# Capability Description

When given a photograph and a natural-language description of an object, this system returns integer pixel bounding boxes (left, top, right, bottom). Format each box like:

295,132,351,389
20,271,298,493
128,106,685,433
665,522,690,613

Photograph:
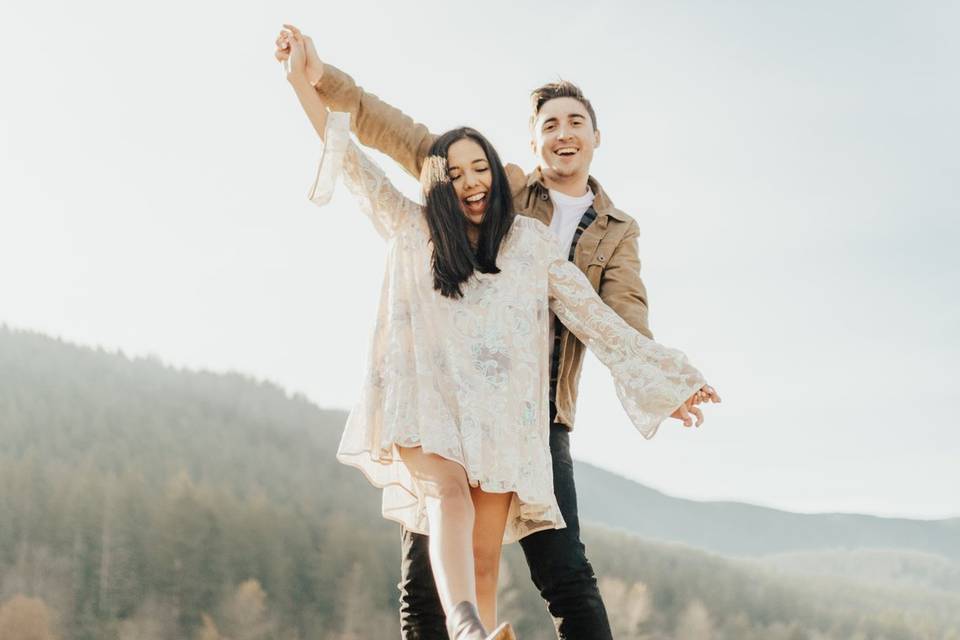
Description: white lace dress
309,113,706,544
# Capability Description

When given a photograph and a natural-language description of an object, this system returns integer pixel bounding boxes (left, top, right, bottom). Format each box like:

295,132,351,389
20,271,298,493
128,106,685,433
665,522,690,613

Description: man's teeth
465,193,486,203
556,148,578,156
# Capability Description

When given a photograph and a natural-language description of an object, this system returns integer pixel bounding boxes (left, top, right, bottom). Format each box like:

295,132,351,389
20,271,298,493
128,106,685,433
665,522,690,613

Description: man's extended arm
314,64,436,180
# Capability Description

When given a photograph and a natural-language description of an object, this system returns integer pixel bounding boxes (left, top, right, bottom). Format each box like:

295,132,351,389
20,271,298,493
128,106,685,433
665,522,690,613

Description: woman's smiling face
447,138,493,227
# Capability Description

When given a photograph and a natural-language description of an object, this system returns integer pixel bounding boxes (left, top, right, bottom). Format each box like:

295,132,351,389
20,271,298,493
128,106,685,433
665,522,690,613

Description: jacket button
540,193,549,201
598,255,606,262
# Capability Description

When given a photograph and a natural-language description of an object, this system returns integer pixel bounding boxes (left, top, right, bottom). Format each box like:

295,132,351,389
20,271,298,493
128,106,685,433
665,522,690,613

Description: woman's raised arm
284,29,329,141
281,28,420,239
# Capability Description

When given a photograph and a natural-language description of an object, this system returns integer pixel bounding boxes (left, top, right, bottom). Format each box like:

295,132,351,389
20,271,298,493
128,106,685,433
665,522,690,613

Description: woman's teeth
464,192,486,212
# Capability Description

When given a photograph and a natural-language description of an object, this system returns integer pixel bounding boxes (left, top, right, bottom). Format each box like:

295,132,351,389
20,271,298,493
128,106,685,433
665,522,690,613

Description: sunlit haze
1,0,957,519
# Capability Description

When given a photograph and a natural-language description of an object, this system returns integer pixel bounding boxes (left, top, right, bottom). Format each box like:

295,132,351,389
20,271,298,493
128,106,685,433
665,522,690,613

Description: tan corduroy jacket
316,65,653,430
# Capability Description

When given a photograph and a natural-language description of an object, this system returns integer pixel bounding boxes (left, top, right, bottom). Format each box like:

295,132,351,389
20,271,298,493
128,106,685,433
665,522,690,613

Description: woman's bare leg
471,488,514,630
398,446,477,615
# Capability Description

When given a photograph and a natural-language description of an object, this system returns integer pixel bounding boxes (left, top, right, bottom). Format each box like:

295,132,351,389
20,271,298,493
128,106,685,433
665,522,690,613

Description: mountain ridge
3,324,956,562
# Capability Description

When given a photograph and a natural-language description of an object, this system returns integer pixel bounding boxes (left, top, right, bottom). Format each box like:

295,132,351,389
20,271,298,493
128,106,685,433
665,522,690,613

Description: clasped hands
275,24,324,87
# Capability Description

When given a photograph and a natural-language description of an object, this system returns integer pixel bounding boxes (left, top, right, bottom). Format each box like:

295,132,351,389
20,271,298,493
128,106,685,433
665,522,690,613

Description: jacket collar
526,167,627,222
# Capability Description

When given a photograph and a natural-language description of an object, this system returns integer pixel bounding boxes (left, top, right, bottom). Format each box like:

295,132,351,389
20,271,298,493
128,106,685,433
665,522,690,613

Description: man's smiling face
532,96,601,185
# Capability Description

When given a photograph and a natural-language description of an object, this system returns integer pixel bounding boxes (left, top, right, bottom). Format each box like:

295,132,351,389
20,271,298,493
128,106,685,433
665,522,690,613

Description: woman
280,28,718,640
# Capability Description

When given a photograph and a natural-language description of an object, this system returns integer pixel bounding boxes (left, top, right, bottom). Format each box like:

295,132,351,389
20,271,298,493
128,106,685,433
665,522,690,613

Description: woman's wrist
287,72,312,89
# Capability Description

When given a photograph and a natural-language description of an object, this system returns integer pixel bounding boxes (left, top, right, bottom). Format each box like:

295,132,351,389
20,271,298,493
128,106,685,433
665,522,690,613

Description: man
276,26,713,639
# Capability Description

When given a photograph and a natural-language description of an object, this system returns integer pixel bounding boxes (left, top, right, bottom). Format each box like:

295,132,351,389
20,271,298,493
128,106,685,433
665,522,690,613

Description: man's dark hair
529,80,598,131
419,127,515,299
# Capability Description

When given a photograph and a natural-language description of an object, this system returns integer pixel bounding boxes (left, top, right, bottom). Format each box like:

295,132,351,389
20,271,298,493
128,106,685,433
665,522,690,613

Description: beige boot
486,621,516,640
447,601,487,640
446,601,517,640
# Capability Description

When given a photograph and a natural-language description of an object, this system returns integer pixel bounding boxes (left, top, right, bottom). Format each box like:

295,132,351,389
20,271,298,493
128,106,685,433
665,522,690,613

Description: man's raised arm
278,25,435,179
315,63,435,179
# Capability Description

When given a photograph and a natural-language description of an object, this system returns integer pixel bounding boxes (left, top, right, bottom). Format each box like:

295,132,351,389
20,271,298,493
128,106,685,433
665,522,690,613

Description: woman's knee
420,467,474,520
400,448,472,507
473,544,501,588
435,479,473,512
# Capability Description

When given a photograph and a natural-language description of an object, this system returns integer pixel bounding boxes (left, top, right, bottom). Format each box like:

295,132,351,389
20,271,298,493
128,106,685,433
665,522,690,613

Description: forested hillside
1,326,957,639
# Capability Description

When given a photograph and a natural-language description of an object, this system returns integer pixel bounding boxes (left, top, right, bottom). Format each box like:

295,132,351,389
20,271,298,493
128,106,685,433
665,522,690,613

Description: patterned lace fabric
310,113,706,544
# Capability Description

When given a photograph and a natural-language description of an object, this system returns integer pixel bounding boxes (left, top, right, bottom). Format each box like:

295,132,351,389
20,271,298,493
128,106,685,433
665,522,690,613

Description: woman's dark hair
419,127,515,299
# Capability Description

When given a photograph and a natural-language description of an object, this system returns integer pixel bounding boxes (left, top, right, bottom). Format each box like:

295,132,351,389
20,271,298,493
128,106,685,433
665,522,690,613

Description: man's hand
671,385,721,427
276,24,325,87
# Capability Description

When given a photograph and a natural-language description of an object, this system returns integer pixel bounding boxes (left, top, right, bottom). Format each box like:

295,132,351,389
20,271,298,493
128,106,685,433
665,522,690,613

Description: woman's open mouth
463,191,487,215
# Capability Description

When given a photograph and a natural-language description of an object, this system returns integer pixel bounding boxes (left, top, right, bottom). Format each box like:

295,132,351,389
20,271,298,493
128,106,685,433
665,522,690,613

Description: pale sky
1,1,957,519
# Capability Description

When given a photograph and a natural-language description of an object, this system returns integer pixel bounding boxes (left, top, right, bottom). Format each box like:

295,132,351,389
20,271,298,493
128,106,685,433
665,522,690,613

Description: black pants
398,422,613,639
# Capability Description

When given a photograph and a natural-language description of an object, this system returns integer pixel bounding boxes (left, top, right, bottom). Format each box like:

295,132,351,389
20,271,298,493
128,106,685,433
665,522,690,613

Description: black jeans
398,422,613,639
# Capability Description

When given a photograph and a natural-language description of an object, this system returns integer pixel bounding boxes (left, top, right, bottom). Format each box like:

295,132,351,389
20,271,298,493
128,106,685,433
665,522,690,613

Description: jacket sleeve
308,112,420,240
548,254,704,439
313,63,437,180
598,218,654,339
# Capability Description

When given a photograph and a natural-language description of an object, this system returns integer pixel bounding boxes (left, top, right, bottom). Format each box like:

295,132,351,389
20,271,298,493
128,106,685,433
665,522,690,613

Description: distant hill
1,325,957,640
753,548,960,593
573,461,960,561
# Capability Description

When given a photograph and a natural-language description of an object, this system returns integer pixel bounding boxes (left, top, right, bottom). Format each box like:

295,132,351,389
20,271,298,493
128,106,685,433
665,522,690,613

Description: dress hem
336,441,566,545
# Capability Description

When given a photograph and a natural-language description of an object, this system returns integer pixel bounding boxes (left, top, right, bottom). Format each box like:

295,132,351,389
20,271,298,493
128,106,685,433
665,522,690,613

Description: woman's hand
693,384,721,405
276,24,325,86
280,28,308,84
671,398,703,428
671,385,720,428
279,25,331,142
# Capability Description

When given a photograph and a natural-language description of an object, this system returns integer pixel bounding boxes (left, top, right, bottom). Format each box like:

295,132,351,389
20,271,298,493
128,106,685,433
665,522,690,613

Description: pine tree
675,599,713,640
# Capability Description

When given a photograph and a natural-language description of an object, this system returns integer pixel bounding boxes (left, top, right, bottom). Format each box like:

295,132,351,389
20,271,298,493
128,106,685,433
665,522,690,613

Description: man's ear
594,128,601,149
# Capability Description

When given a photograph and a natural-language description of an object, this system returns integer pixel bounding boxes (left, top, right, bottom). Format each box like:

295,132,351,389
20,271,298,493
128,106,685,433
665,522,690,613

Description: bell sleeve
548,256,707,439
307,111,420,240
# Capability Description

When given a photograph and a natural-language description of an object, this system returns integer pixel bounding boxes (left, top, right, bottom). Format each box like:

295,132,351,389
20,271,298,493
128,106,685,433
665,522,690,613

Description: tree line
1,326,957,639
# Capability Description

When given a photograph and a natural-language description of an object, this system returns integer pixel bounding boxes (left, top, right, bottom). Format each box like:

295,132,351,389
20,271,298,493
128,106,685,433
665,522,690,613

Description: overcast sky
1,0,957,519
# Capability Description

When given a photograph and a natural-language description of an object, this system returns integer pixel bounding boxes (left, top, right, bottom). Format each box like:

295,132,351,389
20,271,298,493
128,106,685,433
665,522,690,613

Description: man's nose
557,126,573,140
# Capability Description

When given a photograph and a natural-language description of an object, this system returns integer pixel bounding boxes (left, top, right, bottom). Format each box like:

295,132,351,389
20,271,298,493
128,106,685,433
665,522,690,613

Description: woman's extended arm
547,252,718,439
282,29,420,239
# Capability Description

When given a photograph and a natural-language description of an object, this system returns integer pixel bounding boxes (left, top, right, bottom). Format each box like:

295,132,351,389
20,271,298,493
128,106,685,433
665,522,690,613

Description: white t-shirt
548,188,596,256
547,188,596,353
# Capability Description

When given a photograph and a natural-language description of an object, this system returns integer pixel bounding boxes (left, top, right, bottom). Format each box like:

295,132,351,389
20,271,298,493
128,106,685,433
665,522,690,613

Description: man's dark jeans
398,422,613,639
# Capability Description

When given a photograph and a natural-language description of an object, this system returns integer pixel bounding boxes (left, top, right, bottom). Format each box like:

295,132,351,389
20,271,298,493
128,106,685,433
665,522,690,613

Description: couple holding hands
276,23,720,640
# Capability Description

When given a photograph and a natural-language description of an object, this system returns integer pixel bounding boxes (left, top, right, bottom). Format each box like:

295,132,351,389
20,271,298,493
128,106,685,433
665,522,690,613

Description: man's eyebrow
541,116,559,127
